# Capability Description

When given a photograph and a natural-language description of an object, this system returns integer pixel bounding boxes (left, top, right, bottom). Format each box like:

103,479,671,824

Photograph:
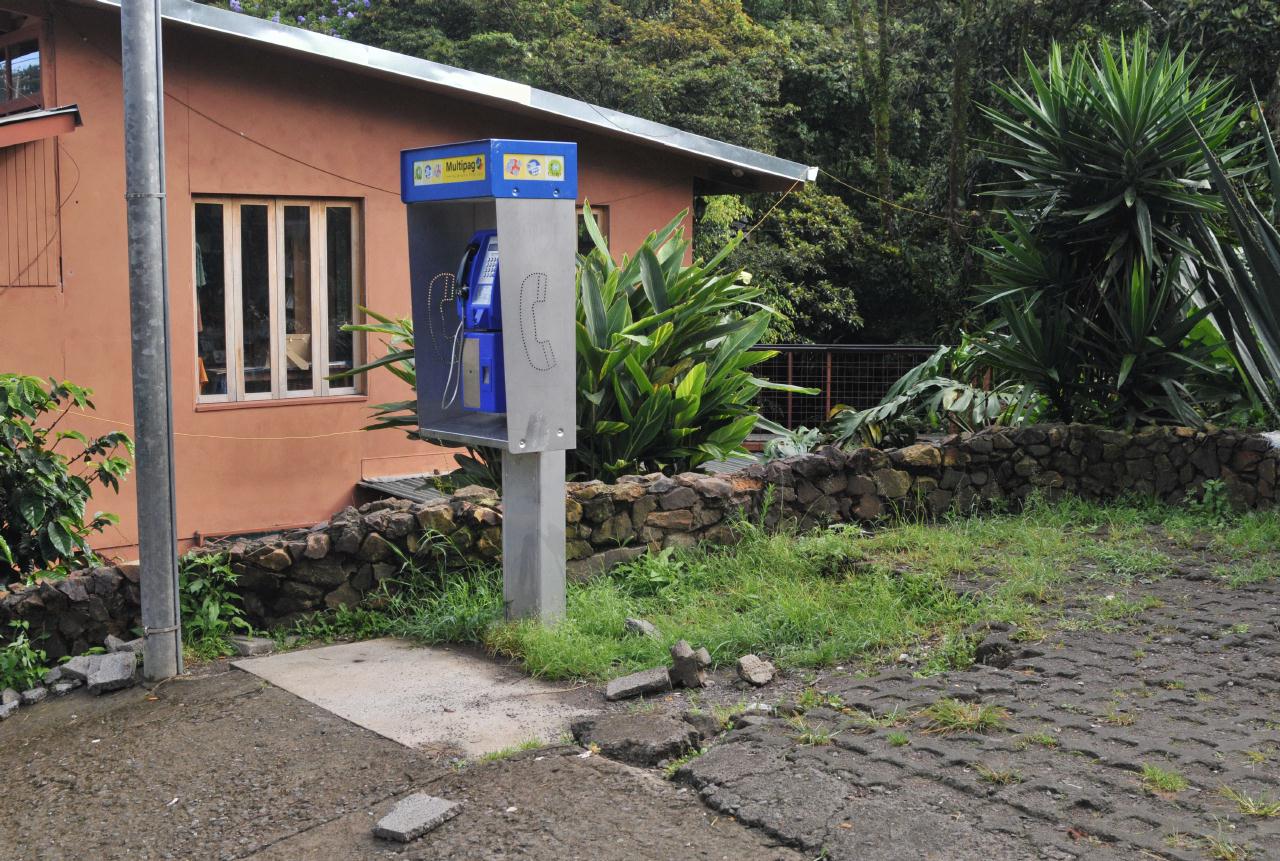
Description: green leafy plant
830,343,1031,447
1,375,133,584
760,422,823,460
179,552,252,659
0,620,48,691
332,308,502,489
575,206,814,479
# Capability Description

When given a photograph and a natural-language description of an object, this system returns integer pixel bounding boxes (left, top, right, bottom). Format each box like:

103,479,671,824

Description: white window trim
193,197,362,404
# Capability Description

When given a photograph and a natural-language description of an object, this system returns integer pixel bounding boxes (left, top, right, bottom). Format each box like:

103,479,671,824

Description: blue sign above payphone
400,139,579,203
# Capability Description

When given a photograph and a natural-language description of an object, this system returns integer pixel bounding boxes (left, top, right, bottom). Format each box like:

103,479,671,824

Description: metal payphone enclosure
401,140,577,454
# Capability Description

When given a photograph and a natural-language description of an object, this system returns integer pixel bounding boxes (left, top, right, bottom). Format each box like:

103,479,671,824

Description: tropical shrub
968,33,1250,427
576,207,811,479
339,210,809,482
1,375,132,585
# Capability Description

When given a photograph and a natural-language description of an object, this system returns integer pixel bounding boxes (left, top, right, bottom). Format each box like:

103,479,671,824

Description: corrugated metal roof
79,0,816,191
0,104,81,128
357,475,450,505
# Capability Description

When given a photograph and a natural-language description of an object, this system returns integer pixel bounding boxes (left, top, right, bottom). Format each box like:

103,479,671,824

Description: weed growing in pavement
796,687,845,711
919,698,1008,735
1218,560,1279,588
1141,763,1188,794
1202,829,1252,861
1098,705,1136,727
1219,786,1280,817
789,716,836,746
1079,542,1174,582
886,731,910,747
711,701,749,731
1016,732,1059,750
477,738,545,764
664,747,707,778
845,706,908,731
974,763,1021,785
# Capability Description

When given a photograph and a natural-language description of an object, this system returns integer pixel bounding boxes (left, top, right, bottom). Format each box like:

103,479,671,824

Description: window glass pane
9,41,40,105
326,207,354,380
194,204,227,397
283,205,312,391
577,206,608,256
240,204,272,394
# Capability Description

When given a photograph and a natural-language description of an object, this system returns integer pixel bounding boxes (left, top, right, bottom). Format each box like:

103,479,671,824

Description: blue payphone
456,230,504,412
401,139,578,420
401,139,579,621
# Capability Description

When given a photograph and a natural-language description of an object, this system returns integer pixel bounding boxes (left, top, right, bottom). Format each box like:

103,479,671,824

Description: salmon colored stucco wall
0,5,696,558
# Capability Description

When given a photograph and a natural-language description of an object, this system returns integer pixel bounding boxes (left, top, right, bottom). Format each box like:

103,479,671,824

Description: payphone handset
456,230,501,331
442,229,507,413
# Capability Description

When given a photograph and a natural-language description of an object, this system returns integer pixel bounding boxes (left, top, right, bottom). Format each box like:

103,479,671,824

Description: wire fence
755,344,941,429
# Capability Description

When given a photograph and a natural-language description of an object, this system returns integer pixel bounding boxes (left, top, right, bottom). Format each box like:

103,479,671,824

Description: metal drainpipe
121,0,182,679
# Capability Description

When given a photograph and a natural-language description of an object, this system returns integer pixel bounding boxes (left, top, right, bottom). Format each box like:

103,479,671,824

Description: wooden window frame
0,23,46,118
193,197,363,405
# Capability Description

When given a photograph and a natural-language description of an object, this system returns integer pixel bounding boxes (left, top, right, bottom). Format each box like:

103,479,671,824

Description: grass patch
487,521,1004,679
919,698,1008,735
886,731,910,747
263,497,1279,686
1141,763,1188,795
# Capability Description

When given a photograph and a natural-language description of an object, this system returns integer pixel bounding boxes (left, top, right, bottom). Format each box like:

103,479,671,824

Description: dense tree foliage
215,0,1280,344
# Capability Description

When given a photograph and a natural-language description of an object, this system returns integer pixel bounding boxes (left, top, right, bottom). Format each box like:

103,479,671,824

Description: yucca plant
1191,103,1280,422
968,32,1250,425
576,206,813,479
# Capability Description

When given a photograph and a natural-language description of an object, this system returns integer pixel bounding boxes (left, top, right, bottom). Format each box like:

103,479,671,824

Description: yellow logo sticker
503,154,565,181
412,155,486,186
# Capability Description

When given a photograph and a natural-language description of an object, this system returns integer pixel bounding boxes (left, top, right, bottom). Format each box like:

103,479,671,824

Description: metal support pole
501,450,566,622
121,0,182,679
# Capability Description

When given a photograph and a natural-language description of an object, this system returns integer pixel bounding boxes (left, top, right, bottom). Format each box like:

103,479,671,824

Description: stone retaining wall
4,423,1276,652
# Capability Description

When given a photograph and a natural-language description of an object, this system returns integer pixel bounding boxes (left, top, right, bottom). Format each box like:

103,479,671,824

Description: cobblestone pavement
679,571,1280,860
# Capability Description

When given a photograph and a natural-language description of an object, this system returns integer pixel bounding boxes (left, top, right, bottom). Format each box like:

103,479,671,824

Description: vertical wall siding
0,136,60,287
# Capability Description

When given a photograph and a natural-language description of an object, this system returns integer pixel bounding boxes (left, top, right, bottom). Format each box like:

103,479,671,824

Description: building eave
75,0,815,192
